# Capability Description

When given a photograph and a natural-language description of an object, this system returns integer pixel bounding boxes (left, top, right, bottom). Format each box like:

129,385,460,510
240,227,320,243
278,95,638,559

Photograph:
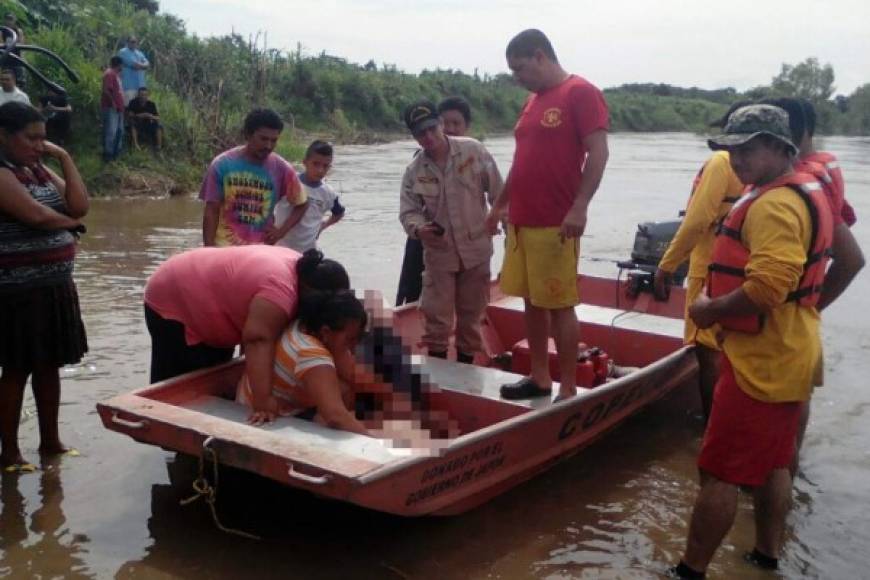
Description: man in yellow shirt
655,103,746,420
670,105,833,579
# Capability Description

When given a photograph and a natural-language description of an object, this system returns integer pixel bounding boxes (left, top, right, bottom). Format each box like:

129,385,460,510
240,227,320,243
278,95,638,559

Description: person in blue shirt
117,36,149,105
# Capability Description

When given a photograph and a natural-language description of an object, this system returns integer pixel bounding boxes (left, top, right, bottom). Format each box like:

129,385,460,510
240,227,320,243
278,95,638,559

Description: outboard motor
617,219,688,297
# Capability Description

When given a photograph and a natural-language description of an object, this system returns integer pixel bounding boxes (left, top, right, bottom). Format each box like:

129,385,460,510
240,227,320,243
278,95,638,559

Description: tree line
3,0,869,191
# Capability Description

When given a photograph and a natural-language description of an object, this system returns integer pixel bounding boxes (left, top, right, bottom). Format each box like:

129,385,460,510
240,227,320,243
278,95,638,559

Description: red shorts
698,357,801,486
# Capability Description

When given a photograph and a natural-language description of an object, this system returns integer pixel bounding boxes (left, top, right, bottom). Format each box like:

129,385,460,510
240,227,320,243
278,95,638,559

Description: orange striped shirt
236,321,333,414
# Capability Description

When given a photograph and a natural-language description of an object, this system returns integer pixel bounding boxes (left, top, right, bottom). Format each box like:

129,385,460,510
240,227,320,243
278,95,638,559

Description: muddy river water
2,134,869,579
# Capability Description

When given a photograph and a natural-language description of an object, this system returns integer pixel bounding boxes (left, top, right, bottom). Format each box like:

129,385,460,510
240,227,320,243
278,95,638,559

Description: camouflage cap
707,104,798,154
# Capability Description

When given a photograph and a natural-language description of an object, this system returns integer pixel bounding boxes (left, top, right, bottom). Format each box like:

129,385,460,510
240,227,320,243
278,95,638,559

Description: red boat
97,274,697,516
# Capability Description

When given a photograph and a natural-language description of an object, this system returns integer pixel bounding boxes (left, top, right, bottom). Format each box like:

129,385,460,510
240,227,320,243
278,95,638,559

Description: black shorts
144,304,234,383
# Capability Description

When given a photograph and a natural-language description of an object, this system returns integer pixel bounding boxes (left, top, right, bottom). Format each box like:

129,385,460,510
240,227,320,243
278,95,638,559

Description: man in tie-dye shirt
200,108,305,246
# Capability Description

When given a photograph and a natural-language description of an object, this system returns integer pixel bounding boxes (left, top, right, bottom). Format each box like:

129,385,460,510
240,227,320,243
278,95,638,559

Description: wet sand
1,134,868,579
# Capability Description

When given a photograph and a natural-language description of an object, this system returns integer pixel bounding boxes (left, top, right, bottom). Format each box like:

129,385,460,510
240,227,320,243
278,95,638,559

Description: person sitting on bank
236,289,372,435
126,87,162,152
37,92,72,146
267,140,345,252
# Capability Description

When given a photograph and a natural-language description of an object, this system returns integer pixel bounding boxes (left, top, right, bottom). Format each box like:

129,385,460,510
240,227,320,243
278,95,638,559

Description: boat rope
179,436,261,541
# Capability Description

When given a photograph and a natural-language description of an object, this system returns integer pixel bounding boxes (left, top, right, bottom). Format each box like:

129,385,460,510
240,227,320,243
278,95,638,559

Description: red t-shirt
799,151,856,227
508,75,609,227
100,68,124,112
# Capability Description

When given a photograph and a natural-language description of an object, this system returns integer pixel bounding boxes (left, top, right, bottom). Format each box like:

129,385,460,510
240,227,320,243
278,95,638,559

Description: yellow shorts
499,225,579,309
685,277,720,350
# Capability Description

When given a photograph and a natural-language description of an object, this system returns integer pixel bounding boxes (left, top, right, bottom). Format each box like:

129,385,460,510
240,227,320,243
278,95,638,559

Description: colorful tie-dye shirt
199,146,304,246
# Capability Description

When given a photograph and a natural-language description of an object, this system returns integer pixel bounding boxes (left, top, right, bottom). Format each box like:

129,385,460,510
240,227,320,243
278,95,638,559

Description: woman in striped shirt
237,290,371,434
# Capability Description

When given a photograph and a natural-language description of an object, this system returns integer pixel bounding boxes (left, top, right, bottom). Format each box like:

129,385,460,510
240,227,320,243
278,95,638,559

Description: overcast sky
160,0,870,95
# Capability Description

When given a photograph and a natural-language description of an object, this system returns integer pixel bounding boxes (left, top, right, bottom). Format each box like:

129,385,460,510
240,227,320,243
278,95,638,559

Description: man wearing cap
399,99,503,363
670,104,834,579
486,29,609,402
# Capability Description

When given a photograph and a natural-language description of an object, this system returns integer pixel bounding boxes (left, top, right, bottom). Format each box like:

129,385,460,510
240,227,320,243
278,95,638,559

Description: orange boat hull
97,274,698,516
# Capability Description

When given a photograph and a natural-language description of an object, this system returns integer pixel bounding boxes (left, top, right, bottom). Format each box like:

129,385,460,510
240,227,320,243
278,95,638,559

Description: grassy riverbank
5,0,870,195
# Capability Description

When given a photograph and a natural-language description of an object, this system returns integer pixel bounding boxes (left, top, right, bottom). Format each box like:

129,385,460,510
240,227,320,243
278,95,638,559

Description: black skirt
0,277,88,369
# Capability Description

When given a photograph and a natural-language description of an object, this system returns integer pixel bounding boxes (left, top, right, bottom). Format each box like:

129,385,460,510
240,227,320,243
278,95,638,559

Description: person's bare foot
1,452,28,468
38,441,69,456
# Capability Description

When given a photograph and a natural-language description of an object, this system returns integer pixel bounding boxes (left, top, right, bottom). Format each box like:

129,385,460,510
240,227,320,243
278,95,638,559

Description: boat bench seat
489,296,684,339
416,356,552,411
183,395,410,465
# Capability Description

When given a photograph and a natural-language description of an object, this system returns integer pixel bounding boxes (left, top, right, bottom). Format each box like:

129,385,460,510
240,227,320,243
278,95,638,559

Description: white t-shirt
0,87,30,106
274,178,342,253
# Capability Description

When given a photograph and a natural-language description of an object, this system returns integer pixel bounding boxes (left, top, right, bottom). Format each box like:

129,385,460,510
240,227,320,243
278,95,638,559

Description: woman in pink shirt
143,247,349,423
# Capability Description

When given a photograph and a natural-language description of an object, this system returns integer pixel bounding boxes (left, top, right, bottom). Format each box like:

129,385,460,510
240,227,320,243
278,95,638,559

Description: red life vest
707,172,834,333
803,151,843,196
798,152,857,227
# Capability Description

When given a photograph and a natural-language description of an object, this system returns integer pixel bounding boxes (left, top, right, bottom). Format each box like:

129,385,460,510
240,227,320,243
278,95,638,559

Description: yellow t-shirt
659,151,744,279
721,185,821,403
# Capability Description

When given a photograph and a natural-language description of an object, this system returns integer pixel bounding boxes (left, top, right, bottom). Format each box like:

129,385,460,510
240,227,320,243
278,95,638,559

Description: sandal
3,462,38,474
552,392,576,404
500,377,552,400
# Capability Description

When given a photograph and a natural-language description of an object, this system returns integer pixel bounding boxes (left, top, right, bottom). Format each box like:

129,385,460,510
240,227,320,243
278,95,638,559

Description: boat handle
110,412,149,430
287,463,331,486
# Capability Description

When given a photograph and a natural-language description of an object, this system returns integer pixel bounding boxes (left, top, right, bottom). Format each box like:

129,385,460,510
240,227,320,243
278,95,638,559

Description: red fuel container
510,339,594,387
588,347,610,386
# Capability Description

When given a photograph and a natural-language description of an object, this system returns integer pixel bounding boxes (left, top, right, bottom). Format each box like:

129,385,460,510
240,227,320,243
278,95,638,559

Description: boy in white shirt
267,140,345,252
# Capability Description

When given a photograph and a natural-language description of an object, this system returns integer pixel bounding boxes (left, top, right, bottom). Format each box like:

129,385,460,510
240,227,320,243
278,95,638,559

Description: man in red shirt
487,29,609,401
100,56,125,162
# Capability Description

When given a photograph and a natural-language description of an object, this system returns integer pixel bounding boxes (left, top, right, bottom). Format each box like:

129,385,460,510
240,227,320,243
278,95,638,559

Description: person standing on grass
117,35,149,106
100,56,124,162
0,68,29,106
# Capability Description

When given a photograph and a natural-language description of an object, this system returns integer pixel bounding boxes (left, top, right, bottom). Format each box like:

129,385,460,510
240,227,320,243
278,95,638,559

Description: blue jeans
102,109,124,161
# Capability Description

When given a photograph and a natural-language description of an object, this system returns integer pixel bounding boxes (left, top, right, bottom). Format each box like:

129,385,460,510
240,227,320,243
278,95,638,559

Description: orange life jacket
707,172,834,333
802,151,843,196
797,154,857,227
795,158,839,211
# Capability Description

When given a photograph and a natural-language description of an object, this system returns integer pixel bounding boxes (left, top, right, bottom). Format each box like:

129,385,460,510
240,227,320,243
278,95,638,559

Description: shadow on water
112,389,728,580
0,459,92,579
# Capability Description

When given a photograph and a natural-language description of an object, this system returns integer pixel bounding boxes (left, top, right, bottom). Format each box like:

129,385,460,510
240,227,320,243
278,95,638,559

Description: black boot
428,350,447,359
456,352,474,364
